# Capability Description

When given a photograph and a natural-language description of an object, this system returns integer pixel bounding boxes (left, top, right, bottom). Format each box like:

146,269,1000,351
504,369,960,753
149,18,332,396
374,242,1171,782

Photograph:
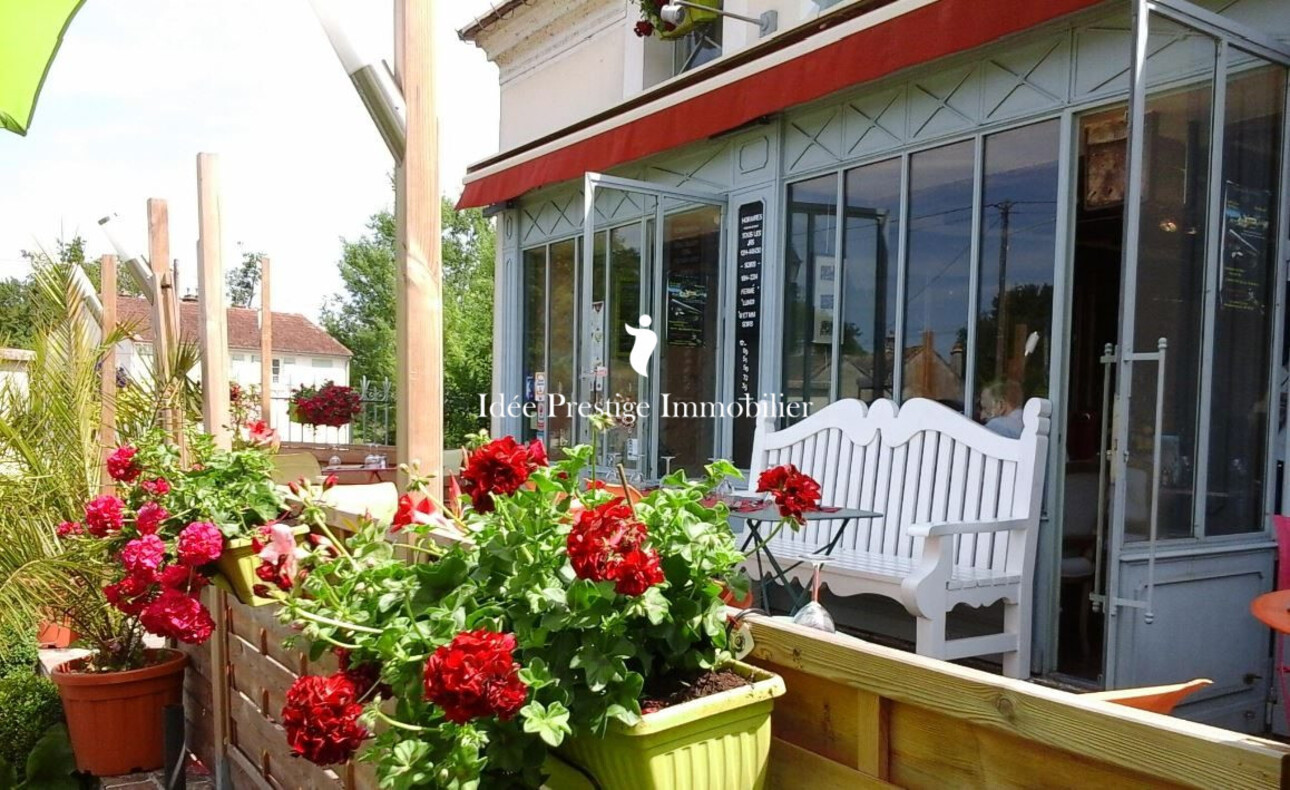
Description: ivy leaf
520,701,572,747
634,586,670,625
517,657,553,690
570,645,619,691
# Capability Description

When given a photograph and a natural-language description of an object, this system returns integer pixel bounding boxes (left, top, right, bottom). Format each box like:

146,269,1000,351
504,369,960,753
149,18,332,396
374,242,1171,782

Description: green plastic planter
658,0,721,40
213,525,310,607
554,661,784,790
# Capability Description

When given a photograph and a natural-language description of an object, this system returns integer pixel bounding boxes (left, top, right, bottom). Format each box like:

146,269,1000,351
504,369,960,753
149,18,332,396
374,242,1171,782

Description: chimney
181,291,198,303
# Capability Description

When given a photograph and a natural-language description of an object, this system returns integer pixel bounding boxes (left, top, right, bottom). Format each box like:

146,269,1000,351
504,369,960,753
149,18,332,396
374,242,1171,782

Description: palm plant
0,260,194,648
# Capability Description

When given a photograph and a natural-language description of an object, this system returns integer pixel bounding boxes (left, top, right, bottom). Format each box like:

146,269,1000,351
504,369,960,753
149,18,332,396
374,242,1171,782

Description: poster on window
1220,181,1270,314
813,256,836,344
666,274,707,347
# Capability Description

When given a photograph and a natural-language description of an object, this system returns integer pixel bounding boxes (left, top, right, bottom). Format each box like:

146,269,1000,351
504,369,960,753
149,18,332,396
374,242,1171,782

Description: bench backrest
747,398,1051,577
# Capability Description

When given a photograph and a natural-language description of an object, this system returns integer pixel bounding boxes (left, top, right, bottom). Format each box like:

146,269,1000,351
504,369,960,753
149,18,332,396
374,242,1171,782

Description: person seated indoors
980,380,1025,439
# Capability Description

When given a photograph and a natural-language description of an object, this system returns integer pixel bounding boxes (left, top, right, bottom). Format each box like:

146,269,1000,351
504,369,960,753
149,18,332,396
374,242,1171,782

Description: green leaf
520,701,571,747
21,724,77,790
634,586,670,626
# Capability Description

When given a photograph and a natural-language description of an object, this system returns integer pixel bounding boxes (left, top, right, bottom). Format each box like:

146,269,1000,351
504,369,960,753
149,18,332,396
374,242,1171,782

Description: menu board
733,201,765,464
1220,181,1270,314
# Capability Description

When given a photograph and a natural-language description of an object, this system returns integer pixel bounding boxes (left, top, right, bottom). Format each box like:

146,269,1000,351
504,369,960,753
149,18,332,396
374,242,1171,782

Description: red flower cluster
566,499,665,596
281,673,370,765
423,630,528,725
139,589,214,644
756,464,823,524
135,502,169,535
106,446,141,483
56,520,83,537
289,382,362,428
460,437,547,513
120,535,166,577
176,521,224,567
84,494,124,537
634,19,654,36
140,477,171,497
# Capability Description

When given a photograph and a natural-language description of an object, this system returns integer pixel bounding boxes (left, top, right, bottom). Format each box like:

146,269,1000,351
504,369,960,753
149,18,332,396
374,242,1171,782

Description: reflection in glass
783,174,839,416
841,158,902,402
606,224,645,471
904,140,976,410
1205,60,1285,536
975,120,1060,429
520,248,547,443
1124,16,1214,541
658,206,722,475
547,240,578,451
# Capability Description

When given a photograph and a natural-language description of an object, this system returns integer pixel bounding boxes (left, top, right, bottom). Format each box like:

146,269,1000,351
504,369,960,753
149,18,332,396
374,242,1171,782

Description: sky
0,0,500,319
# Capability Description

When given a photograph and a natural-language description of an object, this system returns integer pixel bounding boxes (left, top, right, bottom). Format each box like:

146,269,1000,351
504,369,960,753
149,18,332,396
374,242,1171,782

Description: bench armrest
908,518,1030,537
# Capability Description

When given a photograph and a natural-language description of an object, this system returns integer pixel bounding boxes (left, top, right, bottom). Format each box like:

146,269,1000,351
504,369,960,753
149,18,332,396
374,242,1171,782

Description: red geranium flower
119,535,166,579
756,464,823,525
56,521,83,538
140,589,215,644
634,19,655,37
104,573,153,616
177,521,224,567
460,437,548,513
135,502,169,535
106,446,141,483
566,499,663,595
84,494,125,537
281,673,370,765
423,630,528,724
159,564,209,594
391,493,452,533
140,477,171,497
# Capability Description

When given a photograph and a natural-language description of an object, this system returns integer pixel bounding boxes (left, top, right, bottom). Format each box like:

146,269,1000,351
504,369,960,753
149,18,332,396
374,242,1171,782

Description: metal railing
271,377,393,447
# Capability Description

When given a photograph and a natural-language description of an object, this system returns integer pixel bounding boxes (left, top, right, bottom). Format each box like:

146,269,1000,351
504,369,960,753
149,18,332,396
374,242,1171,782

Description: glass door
1099,0,1289,729
581,174,727,481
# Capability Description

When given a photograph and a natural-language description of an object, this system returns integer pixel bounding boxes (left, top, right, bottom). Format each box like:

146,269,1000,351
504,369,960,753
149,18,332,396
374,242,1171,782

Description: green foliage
279,442,744,787
227,251,264,309
321,199,495,447
0,675,65,782
0,723,80,790
0,625,37,680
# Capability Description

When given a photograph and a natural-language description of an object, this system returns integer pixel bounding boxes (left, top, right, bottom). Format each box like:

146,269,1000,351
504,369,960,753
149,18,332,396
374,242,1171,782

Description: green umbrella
0,0,87,135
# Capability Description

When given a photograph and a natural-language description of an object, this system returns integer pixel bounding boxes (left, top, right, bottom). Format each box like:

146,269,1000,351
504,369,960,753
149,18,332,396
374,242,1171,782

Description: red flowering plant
744,463,825,553
56,429,286,671
288,380,362,428
271,429,748,787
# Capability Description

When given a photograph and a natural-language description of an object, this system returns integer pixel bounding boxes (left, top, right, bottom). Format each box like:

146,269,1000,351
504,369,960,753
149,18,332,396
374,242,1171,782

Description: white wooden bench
743,397,1051,678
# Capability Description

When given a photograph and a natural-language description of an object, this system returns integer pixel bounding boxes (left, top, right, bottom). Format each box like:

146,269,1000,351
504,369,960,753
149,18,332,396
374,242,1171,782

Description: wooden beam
745,616,1289,789
196,153,232,450
259,256,273,426
394,0,443,490
147,198,184,449
99,255,117,491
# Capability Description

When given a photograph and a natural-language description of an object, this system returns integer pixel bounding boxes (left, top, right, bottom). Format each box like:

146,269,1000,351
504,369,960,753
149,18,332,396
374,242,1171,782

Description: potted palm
268,427,784,789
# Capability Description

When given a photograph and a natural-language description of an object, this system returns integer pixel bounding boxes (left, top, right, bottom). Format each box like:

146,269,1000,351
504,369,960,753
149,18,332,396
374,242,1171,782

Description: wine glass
792,560,835,633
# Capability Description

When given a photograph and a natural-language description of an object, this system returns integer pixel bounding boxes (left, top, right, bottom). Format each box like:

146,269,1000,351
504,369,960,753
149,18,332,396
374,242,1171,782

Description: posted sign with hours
733,201,764,461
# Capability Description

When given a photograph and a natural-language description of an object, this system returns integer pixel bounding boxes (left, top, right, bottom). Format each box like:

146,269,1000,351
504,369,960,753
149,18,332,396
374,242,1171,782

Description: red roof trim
458,0,1102,209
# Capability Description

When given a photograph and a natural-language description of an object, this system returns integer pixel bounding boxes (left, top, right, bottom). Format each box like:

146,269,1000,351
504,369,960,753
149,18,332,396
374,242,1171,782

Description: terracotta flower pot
52,648,188,776
37,620,78,649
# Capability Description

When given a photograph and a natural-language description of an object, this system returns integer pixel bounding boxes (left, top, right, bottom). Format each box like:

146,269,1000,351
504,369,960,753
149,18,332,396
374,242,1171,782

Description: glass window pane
659,206,722,476
841,157,902,402
975,120,1060,434
783,174,839,417
606,224,644,469
1124,16,1214,541
521,247,547,443
904,140,975,410
547,240,578,451
1205,59,1285,536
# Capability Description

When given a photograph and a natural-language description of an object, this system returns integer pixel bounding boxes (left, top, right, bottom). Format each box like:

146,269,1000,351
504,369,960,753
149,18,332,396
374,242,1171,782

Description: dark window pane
904,140,975,410
1206,60,1285,536
783,174,839,417
547,240,578,451
975,120,1060,433
841,157,902,402
521,247,547,443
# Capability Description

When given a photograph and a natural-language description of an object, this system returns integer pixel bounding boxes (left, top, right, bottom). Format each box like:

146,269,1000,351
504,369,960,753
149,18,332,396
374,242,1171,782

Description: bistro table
1251,590,1290,634
322,464,399,485
726,498,882,614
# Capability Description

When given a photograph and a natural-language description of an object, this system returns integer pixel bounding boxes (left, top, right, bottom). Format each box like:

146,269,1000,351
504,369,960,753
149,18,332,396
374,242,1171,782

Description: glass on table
792,560,835,633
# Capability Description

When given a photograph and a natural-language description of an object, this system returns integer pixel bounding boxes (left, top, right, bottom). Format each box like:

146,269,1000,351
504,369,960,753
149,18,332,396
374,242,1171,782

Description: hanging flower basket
633,0,721,41
289,381,362,428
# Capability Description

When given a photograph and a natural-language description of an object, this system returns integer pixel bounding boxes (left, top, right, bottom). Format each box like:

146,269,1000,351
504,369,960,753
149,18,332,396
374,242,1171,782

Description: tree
0,277,34,350
227,251,263,308
321,199,495,447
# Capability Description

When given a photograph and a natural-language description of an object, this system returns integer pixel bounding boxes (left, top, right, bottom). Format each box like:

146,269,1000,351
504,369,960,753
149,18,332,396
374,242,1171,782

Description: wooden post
394,0,443,490
196,153,232,450
99,255,117,490
259,256,273,425
147,198,184,449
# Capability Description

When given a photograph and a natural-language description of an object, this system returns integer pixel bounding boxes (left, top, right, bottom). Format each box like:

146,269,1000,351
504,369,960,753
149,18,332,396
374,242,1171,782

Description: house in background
0,348,34,394
459,0,1290,732
115,296,353,442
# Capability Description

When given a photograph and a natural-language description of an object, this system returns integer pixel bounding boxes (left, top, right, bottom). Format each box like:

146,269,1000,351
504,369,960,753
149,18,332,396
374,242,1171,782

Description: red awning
458,0,1102,209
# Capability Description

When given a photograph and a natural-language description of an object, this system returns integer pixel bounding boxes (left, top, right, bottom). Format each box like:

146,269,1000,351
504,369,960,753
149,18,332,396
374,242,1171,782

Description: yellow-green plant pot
213,525,310,607
658,0,721,40
554,660,784,790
